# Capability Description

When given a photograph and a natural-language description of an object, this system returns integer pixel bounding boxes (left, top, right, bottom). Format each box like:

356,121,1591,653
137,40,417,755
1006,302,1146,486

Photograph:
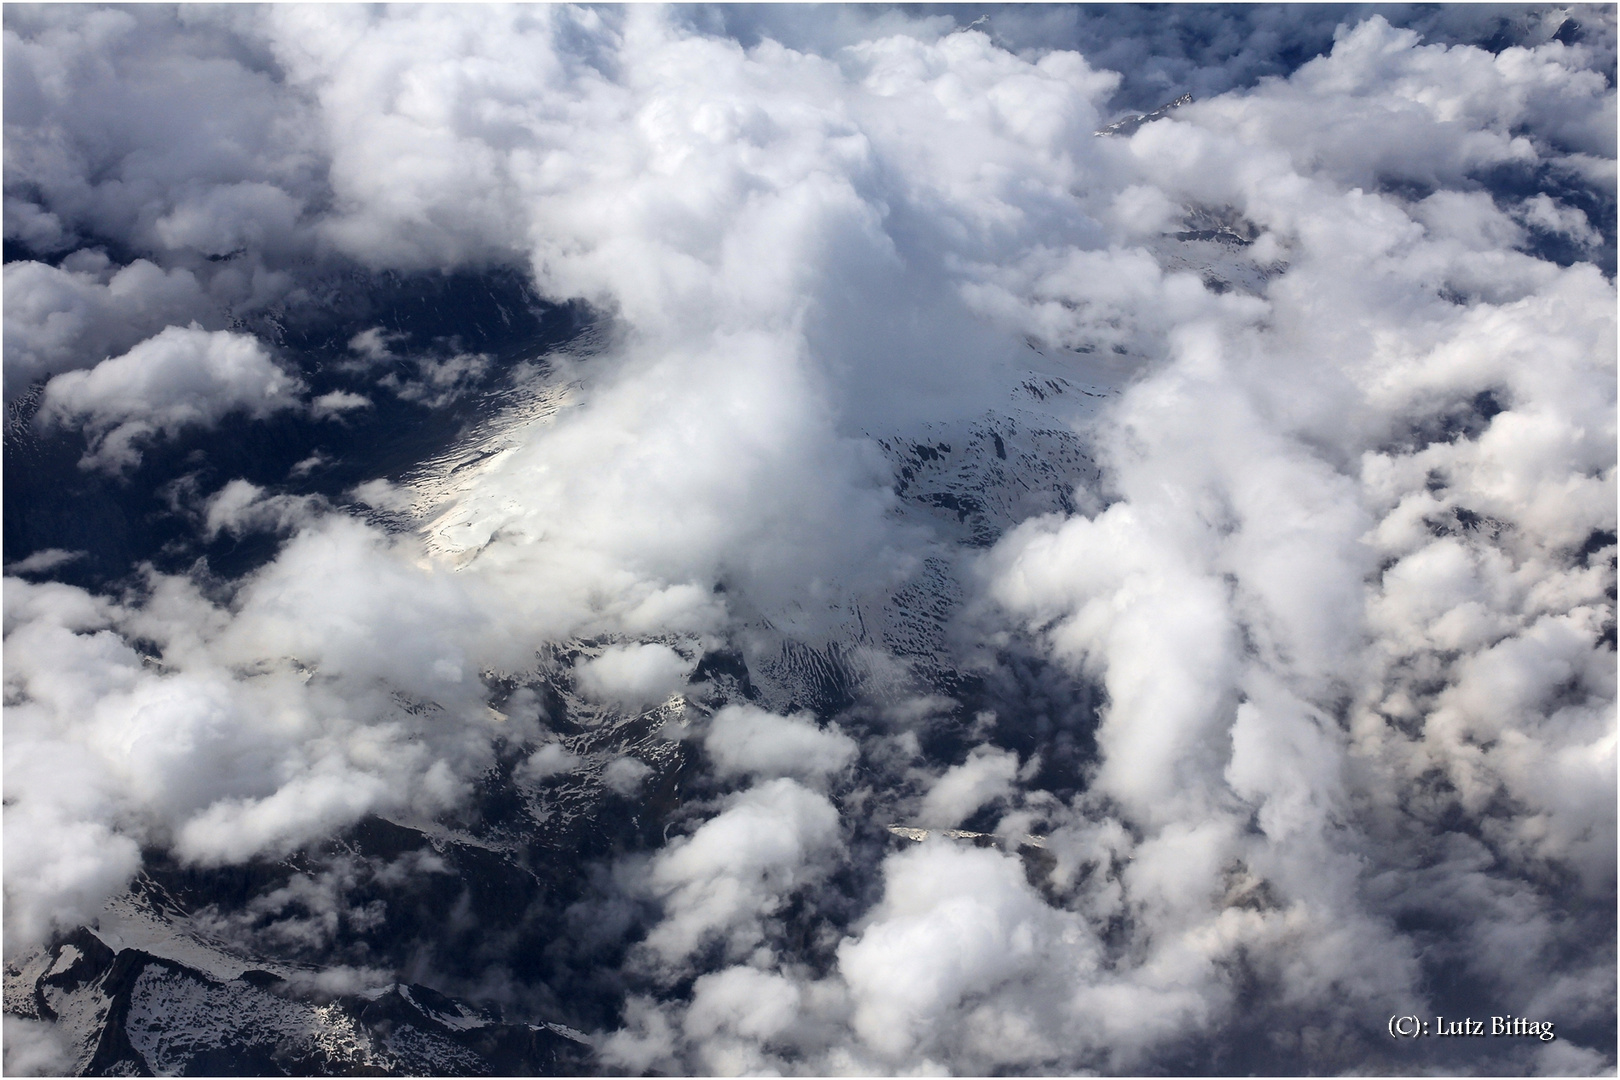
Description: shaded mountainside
6,928,589,1076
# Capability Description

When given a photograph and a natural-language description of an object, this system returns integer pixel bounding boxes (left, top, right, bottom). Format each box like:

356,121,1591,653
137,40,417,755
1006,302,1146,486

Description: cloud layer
4,5,1614,1075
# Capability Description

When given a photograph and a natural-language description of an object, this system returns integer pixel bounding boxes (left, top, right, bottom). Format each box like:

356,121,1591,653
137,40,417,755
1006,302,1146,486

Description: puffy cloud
2,1016,74,1077
3,5,322,260
574,644,693,711
916,744,1018,828
38,325,304,473
2,7,326,404
682,965,803,1047
1,5,1612,1074
967,15,1614,1073
703,703,857,784
603,756,653,797
3,255,213,392
1516,191,1603,247
175,767,396,867
518,742,580,782
2,510,518,946
203,479,320,540
310,390,371,419
837,841,1095,1068
639,778,842,973
1180,15,1614,193
2,803,141,956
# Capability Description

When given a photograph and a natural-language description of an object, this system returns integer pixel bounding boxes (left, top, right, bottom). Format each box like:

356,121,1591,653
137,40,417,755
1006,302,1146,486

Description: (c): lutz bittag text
1388,1015,1555,1041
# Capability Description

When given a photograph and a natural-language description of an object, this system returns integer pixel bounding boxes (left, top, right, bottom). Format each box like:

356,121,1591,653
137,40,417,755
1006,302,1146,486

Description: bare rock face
1093,92,1194,137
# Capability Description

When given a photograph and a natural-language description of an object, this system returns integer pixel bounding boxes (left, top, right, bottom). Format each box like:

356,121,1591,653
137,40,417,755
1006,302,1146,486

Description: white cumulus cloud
38,325,304,473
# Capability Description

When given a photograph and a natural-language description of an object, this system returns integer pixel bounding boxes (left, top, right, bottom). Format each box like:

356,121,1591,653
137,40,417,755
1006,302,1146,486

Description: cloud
1,5,1612,1073
639,778,842,974
916,744,1018,828
1516,191,1603,247
38,325,304,473
203,479,320,540
3,6,321,264
2,6,328,405
518,742,580,783
3,255,214,393
310,390,372,419
2,803,142,958
3,549,84,576
382,353,491,408
348,478,417,514
603,756,653,797
2,1016,75,1077
574,644,693,711
175,767,397,867
702,704,857,784
836,840,1096,1068
2,510,521,946
963,16,1613,1072
681,965,803,1047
